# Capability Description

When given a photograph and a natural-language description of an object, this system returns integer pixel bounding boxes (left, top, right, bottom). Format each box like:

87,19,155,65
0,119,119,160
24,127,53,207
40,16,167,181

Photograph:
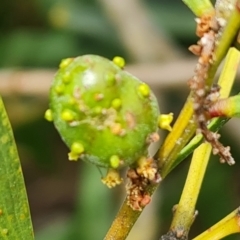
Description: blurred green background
0,0,240,239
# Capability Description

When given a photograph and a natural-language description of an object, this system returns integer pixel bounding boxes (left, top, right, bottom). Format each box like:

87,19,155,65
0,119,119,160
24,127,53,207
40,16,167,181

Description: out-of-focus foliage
1,0,239,240
0,0,196,68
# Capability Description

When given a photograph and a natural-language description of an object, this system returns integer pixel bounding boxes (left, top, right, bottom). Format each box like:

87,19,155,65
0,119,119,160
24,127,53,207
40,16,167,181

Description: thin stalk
193,207,240,240
163,46,239,239
171,117,228,170
158,45,240,177
172,47,240,169
182,0,214,16
157,94,196,178
207,0,240,86
169,143,212,238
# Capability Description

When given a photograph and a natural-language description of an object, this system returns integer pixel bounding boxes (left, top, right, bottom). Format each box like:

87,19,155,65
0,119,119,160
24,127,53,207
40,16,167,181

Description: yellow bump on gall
92,106,102,115
0,209,3,215
55,85,65,95
71,142,84,154
110,155,120,169
62,71,71,84
101,169,123,188
138,84,150,97
113,56,125,68
61,109,74,122
158,113,174,131
68,142,84,161
59,58,73,69
111,98,122,110
44,109,53,122
105,72,116,86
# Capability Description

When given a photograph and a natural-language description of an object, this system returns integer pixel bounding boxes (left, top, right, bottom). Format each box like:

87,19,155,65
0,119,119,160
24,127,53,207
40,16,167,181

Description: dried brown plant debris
188,12,235,165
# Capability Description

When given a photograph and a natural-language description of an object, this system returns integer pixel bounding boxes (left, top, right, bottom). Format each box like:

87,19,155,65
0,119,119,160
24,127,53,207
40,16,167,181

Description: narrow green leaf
0,97,34,240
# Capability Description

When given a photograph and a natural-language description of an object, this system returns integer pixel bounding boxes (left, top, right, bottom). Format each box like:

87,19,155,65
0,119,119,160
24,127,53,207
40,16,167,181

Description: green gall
62,72,71,84
49,55,160,171
111,98,122,109
44,109,53,122
138,84,150,97
59,58,73,69
71,142,84,154
105,72,116,86
61,110,74,122
113,56,125,68
110,155,121,169
55,85,65,95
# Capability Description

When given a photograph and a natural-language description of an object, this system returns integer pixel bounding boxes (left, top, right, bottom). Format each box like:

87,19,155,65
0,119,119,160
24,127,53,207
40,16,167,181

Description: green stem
182,0,214,16
171,117,229,171
206,0,240,86
169,143,212,238
162,46,239,239
193,207,240,240
172,46,240,169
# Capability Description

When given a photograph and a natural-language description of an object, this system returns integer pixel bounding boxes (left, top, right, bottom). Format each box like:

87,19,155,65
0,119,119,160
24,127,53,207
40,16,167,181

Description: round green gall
55,84,65,95
111,98,122,110
71,142,84,154
138,83,150,97
61,109,74,122
113,56,125,68
44,109,53,122
48,55,160,169
59,58,73,69
110,155,121,169
62,72,71,84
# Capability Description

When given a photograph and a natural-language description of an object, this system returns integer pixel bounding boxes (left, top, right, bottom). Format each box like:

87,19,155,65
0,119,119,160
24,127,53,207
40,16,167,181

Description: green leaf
0,97,34,240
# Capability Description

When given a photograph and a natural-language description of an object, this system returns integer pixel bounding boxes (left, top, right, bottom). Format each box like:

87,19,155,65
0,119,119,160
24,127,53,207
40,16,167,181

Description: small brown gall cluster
126,158,161,211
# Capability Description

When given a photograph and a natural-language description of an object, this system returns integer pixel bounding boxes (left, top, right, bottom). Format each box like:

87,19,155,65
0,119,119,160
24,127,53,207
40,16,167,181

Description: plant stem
158,46,239,177
171,117,228,170
193,207,240,240
103,202,141,240
162,46,239,239
172,47,240,169
169,143,212,238
207,0,240,86
182,0,214,16
157,94,196,178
